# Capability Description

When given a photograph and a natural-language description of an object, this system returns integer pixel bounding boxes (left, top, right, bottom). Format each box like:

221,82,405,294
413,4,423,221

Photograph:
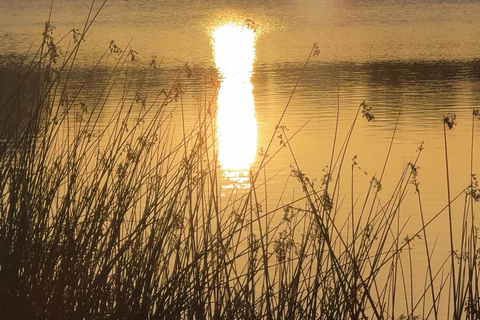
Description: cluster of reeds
1,2,479,319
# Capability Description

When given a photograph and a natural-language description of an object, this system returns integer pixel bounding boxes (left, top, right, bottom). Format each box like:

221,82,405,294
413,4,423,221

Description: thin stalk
443,121,457,319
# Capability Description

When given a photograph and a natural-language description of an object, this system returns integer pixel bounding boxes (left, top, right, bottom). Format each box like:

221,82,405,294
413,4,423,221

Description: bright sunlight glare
212,23,258,188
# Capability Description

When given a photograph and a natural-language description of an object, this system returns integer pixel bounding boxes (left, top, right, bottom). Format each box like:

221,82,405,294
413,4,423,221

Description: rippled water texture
1,3,480,302
2,0,480,210
2,0,480,62
1,0,479,192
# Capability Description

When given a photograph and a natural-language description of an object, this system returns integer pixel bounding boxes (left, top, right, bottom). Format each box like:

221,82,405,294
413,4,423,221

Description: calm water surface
2,0,480,314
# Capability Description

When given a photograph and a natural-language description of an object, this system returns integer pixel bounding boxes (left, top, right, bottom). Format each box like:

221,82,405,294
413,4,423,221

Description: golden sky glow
212,23,257,188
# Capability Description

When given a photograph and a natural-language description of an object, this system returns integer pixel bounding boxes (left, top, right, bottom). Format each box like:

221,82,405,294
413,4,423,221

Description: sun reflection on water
212,23,257,192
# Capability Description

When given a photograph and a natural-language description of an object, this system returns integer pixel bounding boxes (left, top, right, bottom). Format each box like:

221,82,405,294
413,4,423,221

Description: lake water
2,0,480,317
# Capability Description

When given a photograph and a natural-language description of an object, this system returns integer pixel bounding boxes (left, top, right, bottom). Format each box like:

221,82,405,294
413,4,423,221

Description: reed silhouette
0,2,479,319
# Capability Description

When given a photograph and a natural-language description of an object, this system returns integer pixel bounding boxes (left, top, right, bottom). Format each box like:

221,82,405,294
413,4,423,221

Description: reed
0,3,479,319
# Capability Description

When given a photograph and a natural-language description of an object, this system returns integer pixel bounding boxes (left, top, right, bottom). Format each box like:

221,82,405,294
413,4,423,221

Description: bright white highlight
212,23,257,188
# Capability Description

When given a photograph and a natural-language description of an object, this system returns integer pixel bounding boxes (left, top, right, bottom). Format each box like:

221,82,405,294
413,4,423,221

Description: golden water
212,23,257,191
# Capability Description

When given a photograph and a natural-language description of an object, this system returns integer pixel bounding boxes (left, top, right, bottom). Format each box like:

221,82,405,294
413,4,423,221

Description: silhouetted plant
1,3,479,319
443,113,457,129
361,100,374,121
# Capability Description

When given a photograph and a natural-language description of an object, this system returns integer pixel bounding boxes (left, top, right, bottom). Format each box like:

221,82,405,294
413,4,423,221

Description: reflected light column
212,23,258,191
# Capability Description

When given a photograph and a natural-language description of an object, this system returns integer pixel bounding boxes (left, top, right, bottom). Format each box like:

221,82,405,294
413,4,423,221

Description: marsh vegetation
1,2,480,319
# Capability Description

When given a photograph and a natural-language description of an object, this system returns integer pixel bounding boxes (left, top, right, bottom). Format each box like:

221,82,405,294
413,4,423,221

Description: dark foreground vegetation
1,1,480,319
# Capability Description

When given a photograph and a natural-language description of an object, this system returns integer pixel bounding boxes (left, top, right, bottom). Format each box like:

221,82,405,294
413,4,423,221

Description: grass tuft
0,4,479,319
